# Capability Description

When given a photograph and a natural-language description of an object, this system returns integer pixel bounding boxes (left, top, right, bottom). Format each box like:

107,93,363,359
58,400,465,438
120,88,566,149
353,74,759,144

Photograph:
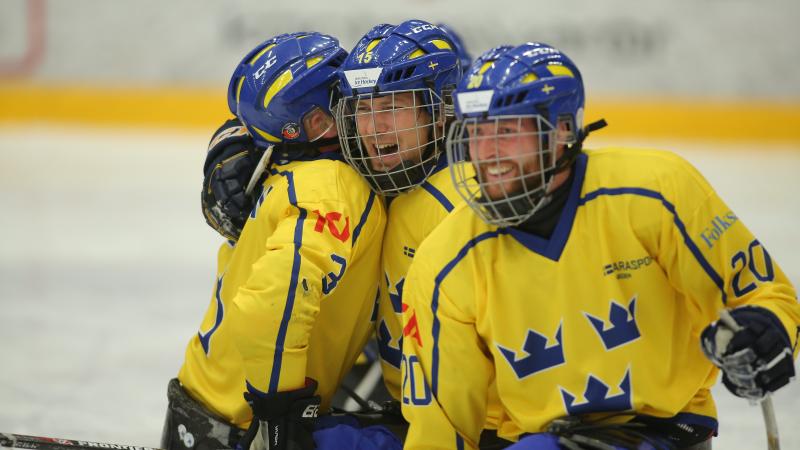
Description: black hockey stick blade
0,433,162,450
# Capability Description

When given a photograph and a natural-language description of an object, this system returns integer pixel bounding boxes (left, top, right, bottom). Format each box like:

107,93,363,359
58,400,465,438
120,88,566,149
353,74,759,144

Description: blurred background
1,0,798,448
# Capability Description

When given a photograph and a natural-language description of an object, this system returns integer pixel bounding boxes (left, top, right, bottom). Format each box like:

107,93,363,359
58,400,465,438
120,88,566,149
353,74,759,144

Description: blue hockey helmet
337,19,461,104
334,19,461,196
227,32,347,149
454,42,585,137
447,43,590,227
436,23,472,73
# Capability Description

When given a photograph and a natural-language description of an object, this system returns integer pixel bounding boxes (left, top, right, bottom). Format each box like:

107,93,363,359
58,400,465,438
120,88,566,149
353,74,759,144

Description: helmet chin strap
544,118,608,181
522,117,607,216
512,118,598,232
274,136,341,162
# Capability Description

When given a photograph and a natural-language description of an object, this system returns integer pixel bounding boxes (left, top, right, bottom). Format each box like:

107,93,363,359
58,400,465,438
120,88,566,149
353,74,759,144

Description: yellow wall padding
1,83,798,144
586,96,800,144
0,82,229,130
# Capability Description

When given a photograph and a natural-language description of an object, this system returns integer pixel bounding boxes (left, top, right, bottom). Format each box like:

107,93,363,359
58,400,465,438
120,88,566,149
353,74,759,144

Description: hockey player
333,21,510,447
162,32,387,450
334,17,465,402
399,42,800,449
199,20,510,448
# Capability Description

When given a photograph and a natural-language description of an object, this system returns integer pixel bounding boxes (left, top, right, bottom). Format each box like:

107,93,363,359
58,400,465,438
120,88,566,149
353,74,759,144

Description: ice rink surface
0,125,798,449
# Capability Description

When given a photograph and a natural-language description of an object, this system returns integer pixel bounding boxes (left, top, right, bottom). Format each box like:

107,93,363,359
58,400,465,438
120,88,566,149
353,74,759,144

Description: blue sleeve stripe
431,230,505,396
456,433,465,450
579,187,727,304
245,380,267,396
421,181,455,213
198,276,225,356
268,170,307,392
352,191,376,246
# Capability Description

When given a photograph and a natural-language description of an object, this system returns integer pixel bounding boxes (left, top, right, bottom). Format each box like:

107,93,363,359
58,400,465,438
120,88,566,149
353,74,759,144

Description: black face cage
334,88,447,196
446,115,560,227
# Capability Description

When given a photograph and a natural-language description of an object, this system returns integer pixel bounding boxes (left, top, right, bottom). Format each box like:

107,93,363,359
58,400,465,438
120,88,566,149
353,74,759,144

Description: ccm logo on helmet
254,55,278,80
521,47,559,58
410,24,436,34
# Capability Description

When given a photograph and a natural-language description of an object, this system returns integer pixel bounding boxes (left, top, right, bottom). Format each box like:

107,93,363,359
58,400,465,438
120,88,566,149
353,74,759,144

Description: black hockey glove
202,118,264,241
238,378,320,450
701,306,796,401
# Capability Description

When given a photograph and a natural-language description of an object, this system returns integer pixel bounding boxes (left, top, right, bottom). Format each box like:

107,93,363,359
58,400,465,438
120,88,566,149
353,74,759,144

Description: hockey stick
341,360,383,412
244,145,274,196
0,433,161,450
718,309,781,450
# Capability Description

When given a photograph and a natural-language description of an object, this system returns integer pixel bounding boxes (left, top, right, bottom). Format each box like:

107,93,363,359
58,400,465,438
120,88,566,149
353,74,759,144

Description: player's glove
701,306,795,401
238,378,320,450
202,118,264,241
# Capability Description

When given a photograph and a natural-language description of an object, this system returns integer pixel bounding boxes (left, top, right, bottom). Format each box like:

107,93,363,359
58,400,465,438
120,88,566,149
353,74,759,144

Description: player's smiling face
468,117,543,200
354,92,433,172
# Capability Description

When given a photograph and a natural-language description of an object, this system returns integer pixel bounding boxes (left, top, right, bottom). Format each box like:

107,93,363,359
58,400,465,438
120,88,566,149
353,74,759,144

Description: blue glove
202,118,263,241
701,306,795,400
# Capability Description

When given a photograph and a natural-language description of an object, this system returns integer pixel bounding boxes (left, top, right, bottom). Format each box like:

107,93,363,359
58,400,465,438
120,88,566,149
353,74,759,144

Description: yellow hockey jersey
377,159,464,399
376,159,507,434
401,148,800,449
178,156,385,428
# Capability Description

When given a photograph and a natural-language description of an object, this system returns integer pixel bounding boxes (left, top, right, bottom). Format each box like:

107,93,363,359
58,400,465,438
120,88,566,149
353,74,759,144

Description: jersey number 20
731,239,774,297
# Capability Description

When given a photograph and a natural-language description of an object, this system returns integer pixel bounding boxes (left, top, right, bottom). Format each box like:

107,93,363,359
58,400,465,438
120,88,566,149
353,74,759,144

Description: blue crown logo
497,322,565,379
584,296,640,350
385,274,404,314
377,319,402,369
198,276,225,356
560,369,632,416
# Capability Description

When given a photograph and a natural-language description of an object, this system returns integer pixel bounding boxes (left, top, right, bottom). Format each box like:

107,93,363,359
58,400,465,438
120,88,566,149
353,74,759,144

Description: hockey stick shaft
341,360,384,412
0,433,161,450
760,390,780,450
244,145,274,196
718,309,781,450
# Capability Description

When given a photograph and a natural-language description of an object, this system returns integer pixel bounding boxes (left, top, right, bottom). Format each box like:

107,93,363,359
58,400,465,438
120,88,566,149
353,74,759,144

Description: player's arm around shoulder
290,158,386,250
282,157,386,303
292,158,387,312
401,207,493,450
228,159,383,394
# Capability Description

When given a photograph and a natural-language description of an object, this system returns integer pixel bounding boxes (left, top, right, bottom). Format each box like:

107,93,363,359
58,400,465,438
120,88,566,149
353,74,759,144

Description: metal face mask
336,88,446,196
447,114,562,227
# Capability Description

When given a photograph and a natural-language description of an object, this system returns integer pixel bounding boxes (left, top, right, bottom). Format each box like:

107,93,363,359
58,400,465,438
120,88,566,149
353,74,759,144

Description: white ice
0,125,797,449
